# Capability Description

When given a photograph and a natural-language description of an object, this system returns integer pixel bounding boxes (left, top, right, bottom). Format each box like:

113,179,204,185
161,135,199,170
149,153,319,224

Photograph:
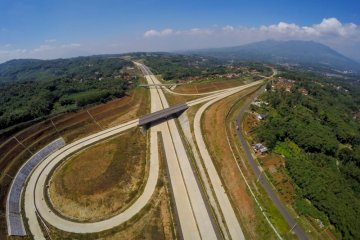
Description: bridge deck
139,103,188,126
139,83,183,87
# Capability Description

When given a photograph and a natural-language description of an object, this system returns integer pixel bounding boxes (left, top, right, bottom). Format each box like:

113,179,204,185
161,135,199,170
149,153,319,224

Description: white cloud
0,18,359,63
260,22,301,35
0,43,84,62
61,43,81,48
141,18,360,58
311,18,357,37
32,44,54,53
45,39,57,43
144,28,174,37
188,28,213,35
0,48,27,55
258,18,359,38
223,25,234,32
144,18,359,40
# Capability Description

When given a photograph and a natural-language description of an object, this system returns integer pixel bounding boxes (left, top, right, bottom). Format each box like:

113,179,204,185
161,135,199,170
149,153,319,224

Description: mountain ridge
183,40,360,72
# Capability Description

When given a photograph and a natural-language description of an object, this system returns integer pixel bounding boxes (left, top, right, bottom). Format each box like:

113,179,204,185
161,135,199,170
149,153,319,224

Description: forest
0,57,135,130
254,70,360,239
0,56,133,83
143,53,272,80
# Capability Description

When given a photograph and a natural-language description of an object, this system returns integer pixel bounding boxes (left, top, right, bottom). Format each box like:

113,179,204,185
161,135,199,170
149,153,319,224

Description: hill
186,40,360,72
0,56,131,83
0,56,136,130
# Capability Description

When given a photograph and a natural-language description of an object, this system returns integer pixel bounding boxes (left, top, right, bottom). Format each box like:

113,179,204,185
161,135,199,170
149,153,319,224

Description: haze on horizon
1,0,360,63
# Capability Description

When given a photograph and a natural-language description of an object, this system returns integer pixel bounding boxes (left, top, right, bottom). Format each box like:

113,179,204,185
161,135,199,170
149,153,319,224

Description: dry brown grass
49,128,147,221
258,153,296,205
103,189,172,240
164,92,198,106
45,131,175,240
165,79,250,106
47,186,174,240
202,87,263,239
175,79,244,94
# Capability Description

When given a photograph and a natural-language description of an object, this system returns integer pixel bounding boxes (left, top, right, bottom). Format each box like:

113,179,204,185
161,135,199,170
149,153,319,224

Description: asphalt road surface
235,87,308,240
136,62,218,239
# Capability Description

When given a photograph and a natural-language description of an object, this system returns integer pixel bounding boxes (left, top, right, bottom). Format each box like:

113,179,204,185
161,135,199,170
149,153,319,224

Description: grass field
48,128,147,221
164,78,254,106
43,131,175,240
175,78,248,94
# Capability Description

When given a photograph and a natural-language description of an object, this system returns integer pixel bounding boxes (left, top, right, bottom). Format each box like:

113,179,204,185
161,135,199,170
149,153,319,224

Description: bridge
139,83,183,88
139,103,188,129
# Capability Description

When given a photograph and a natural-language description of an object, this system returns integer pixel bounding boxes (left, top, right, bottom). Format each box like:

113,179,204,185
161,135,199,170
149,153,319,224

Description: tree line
254,70,360,239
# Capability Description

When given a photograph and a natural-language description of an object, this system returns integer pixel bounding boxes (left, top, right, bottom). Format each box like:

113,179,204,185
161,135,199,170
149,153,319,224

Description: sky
0,0,360,63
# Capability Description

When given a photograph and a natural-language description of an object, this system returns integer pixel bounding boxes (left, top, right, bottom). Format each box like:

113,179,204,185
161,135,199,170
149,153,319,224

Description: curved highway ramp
6,138,65,236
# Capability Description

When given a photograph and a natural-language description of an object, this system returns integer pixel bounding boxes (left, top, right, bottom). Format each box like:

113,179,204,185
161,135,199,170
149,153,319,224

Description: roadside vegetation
0,56,136,130
252,70,360,239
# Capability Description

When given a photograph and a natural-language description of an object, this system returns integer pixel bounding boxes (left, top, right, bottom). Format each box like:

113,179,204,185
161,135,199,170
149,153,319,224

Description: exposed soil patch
175,79,244,94
258,153,296,205
243,112,259,140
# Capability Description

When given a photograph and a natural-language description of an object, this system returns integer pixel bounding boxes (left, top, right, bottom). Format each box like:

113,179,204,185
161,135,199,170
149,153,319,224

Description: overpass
139,103,188,128
139,83,183,87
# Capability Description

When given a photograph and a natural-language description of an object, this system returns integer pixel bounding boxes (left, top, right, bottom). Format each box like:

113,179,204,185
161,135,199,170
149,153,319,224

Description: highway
23,63,225,240
137,62,218,239
16,62,274,240
24,119,147,239
142,63,267,240
235,87,308,240
193,81,263,240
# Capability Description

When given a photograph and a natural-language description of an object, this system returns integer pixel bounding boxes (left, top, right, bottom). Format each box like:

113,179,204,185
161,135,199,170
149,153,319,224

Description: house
252,143,268,154
354,111,360,120
259,147,268,154
315,219,325,229
298,87,308,96
252,100,268,107
273,78,295,92
256,113,267,120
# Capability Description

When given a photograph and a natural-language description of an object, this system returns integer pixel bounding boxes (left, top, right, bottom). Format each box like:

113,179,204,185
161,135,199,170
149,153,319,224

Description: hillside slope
0,56,132,83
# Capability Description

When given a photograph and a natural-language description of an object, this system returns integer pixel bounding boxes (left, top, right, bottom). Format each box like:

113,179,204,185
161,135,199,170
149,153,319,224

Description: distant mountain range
1,40,359,83
185,40,360,72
